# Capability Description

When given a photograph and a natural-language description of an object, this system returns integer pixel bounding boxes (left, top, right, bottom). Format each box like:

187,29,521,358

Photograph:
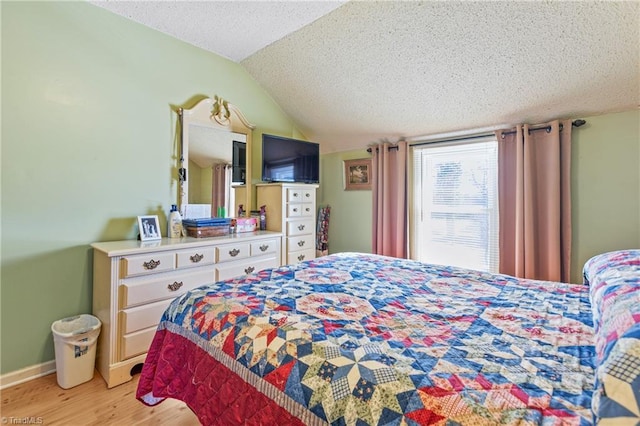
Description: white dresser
91,231,281,388
257,183,318,265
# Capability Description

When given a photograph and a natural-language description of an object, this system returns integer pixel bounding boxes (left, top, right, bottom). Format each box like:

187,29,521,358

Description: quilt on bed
137,252,596,425
584,249,640,425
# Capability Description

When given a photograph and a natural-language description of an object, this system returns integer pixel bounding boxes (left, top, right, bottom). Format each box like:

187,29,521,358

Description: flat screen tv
261,134,320,183
232,140,246,184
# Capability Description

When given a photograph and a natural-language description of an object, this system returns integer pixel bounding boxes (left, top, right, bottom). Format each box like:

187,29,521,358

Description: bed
136,250,640,425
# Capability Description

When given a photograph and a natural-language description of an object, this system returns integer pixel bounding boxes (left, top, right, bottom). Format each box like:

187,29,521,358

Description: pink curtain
372,140,408,258
496,120,572,282
211,163,229,217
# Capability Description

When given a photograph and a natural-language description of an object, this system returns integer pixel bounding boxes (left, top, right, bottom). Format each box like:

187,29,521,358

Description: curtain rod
367,119,587,152
410,133,496,148
367,145,399,153
368,132,497,152
367,123,515,153
500,119,586,138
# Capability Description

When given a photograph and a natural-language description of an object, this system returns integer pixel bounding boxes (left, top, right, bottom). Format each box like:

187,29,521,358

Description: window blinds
412,139,499,272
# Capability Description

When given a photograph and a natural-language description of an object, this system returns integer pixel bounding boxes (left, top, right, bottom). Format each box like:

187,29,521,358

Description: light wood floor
1,371,199,425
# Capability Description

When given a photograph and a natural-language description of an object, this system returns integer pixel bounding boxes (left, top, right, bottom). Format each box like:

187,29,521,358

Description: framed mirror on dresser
91,96,287,388
179,95,255,219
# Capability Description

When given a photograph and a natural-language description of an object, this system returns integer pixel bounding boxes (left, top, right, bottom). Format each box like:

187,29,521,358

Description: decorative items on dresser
256,183,318,265
91,232,281,388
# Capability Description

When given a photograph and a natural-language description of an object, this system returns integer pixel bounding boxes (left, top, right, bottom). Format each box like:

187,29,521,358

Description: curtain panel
211,163,231,217
372,140,409,258
496,120,572,282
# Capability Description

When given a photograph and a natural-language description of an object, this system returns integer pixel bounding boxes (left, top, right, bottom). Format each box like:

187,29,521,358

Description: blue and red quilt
584,249,640,424
137,252,596,425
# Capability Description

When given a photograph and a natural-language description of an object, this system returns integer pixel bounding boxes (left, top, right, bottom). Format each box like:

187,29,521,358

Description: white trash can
51,314,101,389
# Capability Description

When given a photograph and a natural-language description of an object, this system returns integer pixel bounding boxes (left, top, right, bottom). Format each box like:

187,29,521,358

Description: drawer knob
305,193,311,198
229,248,240,257
293,192,299,197
259,244,269,252
168,281,183,291
190,253,204,263
244,266,255,274
143,259,160,270
298,240,305,247
298,254,306,261
297,224,305,231
292,208,298,212
305,207,311,212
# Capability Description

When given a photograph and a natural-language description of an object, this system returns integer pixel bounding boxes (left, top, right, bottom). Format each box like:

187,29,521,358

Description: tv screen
262,134,320,183
232,140,246,184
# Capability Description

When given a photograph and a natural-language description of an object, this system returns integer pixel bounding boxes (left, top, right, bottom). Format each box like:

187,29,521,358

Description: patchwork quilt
584,249,640,425
137,252,596,425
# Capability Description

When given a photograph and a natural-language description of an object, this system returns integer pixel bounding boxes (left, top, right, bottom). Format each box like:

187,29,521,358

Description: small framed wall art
138,215,162,241
344,158,372,190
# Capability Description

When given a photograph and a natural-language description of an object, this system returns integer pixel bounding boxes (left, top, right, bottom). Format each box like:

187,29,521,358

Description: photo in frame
138,215,162,241
344,158,372,190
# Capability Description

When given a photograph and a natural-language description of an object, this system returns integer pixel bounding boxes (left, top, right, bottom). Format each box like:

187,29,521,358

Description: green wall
571,109,640,282
1,2,302,374
320,110,640,283
318,150,373,254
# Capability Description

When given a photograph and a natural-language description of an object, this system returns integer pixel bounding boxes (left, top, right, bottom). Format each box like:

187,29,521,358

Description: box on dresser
182,218,231,238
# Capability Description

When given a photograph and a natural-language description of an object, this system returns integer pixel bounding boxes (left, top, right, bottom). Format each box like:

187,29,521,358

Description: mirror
179,96,254,219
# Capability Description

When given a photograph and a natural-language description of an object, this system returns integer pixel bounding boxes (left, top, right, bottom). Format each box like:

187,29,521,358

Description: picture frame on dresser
344,158,372,190
137,215,161,241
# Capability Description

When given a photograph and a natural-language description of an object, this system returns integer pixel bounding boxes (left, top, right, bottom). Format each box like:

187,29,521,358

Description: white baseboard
0,360,56,390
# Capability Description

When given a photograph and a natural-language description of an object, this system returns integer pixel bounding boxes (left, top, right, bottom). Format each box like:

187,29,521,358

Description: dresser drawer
287,188,315,203
216,243,250,263
250,239,279,256
121,326,156,360
120,267,213,309
287,188,303,202
300,203,314,217
287,248,316,265
287,204,303,217
216,256,279,281
287,219,314,236
120,299,172,334
176,247,215,269
288,235,313,252
122,251,175,277
287,203,314,218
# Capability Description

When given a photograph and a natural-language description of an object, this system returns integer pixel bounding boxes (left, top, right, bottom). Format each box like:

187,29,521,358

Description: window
411,138,499,272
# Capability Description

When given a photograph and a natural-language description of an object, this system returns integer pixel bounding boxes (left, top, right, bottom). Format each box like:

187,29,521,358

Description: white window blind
412,138,499,272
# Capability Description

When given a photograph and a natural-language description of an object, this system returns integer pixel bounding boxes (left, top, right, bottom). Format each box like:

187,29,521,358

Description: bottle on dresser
168,204,183,238
259,205,267,230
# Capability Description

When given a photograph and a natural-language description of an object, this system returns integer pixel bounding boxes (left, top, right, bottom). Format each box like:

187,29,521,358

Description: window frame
408,135,499,272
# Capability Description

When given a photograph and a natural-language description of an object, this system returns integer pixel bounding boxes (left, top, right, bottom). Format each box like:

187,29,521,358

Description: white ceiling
91,1,639,153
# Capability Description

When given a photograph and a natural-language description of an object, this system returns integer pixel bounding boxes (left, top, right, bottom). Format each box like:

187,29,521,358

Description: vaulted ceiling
91,1,639,153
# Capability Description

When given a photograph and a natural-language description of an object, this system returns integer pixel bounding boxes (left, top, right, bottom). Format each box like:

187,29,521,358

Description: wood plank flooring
1,371,199,425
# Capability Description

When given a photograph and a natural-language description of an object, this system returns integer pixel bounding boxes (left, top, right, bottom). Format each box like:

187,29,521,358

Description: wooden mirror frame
178,96,255,218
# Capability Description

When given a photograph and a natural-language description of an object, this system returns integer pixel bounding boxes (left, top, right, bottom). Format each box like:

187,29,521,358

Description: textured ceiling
92,1,639,153
89,1,345,62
